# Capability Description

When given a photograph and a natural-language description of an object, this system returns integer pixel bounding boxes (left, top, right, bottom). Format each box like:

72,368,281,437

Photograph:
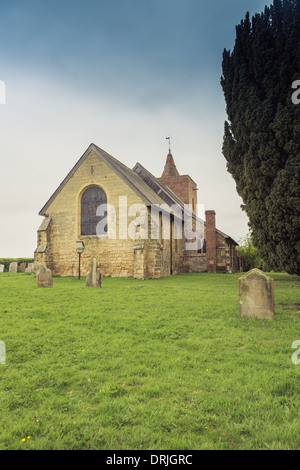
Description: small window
81,186,107,236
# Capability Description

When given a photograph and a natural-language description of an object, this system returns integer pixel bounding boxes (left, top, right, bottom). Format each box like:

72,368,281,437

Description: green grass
0,272,299,450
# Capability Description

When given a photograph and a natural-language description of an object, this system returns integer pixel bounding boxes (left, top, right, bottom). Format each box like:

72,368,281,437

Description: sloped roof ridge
133,162,201,221
133,162,184,205
132,162,239,242
92,144,169,206
39,143,171,215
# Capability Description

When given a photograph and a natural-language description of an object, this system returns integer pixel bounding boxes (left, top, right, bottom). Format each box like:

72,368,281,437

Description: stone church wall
35,150,147,277
34,146,241,278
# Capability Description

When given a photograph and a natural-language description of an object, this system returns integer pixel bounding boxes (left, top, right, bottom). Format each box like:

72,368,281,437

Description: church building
34,143,241,278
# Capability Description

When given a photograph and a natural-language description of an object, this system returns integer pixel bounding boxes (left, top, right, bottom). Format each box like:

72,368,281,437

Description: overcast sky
0,0,270,258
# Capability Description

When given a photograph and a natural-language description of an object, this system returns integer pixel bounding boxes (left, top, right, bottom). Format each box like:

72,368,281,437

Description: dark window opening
81,186,107,236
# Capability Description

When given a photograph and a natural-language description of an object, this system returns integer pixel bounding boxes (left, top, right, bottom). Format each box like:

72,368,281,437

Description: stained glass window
81,186,107,236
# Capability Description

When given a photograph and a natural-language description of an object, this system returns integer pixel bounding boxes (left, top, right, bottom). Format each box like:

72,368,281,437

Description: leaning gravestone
0,264,4,273
36,264,53,288
85,259,101,288
239,268,274,320
9,262,18,273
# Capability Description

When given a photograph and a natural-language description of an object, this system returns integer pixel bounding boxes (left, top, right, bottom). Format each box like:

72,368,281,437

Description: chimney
205,210,216,273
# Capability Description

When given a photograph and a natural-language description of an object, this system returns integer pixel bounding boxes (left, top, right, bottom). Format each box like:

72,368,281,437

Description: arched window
81,186,107,236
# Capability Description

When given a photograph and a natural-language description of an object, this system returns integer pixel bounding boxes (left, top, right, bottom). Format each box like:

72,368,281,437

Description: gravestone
0,264,4,273
25,263,34,273
36,264,53,288
18,262,27,272
85,259,101,288
239,268,274,320
9,262,18,273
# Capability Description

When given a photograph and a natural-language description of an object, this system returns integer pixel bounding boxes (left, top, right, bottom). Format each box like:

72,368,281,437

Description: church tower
158,150,198,215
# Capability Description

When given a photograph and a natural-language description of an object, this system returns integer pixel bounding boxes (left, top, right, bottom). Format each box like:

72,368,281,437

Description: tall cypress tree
221,0,300,274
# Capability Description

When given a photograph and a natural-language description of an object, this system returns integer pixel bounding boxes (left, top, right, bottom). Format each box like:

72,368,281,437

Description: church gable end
35,145,150,277
34,143,241,278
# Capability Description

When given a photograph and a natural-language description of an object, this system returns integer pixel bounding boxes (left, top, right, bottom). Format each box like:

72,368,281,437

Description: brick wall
205,210,217,273
158,175,198,214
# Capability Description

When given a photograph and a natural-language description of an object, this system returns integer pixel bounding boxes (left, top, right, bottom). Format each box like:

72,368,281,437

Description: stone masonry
34,144,241,278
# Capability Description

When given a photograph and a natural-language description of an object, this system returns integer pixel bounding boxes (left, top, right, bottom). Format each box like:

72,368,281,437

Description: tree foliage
221,0,300,274
236,234,263,271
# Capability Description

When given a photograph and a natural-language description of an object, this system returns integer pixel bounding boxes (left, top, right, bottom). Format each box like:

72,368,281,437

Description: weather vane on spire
166,136,172,154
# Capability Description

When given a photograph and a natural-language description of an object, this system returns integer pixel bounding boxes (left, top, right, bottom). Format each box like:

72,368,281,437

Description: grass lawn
0,271,299,450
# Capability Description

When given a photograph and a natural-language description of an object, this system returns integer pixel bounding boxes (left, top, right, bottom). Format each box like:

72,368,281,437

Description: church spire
161,137,180,177
161,152,180,177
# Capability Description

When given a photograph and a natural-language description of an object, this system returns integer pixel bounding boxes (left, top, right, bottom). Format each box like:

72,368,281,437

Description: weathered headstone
18,262,27,273
9,262,18,273
85,259,101,288
36,264,53,288
239,268,274,320
25,263,35,274
0,264,4,273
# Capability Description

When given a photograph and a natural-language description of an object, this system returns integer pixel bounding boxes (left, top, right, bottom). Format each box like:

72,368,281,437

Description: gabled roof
132,163,239,244
39,143,177,216
38,142,238,245
133,162,197,219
